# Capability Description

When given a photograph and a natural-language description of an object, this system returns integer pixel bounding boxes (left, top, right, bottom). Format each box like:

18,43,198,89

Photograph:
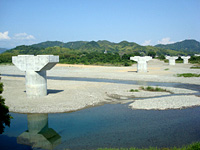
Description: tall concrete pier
181,56,191,64
165,56,178,65
130,56,152,73
12,55,59,98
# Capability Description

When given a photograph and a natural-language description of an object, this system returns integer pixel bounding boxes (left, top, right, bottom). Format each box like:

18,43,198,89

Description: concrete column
165,56,178,65
12,55,59,98
130,56,152,73
181,56,191,64
26,71,47,98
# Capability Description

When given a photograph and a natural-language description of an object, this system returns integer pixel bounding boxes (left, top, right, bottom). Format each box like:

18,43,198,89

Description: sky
0,0,200,48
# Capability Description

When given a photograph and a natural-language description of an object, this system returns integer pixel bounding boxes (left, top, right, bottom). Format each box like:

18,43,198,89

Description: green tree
0,80,12,134
147,51,156,58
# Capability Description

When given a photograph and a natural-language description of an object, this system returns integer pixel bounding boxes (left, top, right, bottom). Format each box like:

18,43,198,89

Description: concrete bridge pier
165,56,178,65
130,56,152,73
181,56,191,64
25,70,47,97
12,55,59,98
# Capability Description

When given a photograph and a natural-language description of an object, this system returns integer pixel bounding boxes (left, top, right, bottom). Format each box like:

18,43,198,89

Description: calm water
1,104,200,150
1,75,200,150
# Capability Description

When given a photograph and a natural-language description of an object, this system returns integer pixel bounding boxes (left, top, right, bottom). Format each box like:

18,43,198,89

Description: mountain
63,41,88,49
2,39,197,65
31,41,65,48
22,39,200,54
32,40,88,49
3,39,200,55
155,39,200,53
0,48,8,54
3,40,191,58
78,41,101,52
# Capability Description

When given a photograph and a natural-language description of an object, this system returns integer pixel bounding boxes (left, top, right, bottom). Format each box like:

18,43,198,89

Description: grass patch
164,68,169,71
190,66,200,69
177,73,200,77
129,89,139,92
0,63,13,65
140,86,170,93
176,60,183,63
96,142,200,150
164,59,168,63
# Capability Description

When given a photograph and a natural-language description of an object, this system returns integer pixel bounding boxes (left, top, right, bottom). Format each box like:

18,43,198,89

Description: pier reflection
17,114,61,150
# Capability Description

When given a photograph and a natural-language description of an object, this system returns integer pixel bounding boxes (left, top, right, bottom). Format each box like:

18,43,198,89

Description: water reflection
17,114,61,150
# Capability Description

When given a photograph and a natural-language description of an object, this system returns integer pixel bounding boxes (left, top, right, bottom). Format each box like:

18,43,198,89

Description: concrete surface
12,55,59,98
130,56,152,73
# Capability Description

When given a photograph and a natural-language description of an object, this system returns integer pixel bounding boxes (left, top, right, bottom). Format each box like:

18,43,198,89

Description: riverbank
96,142,200,150
1,59,200,113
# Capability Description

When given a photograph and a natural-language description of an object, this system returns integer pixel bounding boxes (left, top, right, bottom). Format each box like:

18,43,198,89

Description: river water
1,75,200,150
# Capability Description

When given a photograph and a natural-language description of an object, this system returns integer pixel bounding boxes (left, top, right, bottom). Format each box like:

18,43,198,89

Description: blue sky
0,0,199,48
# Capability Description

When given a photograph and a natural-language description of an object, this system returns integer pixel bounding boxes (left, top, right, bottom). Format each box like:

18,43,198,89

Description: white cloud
0,31,11,40
14,33,35,40
157,37,174,45
142,40,152,46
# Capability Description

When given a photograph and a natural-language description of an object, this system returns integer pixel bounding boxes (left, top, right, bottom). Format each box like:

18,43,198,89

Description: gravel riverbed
1,59,200,113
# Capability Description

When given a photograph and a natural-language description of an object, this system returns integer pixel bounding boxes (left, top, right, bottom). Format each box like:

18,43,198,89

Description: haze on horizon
0,0,199,48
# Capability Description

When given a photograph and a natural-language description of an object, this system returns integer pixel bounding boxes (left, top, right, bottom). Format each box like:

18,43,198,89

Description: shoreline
1,59,200,113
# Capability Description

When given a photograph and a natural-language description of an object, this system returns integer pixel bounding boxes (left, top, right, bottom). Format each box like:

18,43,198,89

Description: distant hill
29,40,159,54
3,40,192,58
155,39,200,53
31,41,65,48
63,41,88,49
32,40,88,49
2,39,199,66
0,48,8,54
17,39,199,55
3,39,200,55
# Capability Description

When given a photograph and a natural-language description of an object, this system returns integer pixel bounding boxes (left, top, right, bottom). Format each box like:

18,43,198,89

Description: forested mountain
31,40,88,49
5,40,190,56
12,39,199,55
155,39,200,53
31,41,65,48
63,41,88,49
1,39,199,66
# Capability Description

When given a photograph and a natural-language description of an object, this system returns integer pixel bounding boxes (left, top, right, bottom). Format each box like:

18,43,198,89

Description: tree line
0,46,199,66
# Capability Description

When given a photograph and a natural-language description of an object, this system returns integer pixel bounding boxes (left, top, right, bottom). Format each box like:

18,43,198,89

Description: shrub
189,56,200,64
140,86,170,93
0,82,3,94
130,89,139,92
0,82,12,134
157,55,165,60
177,73,200,77
190,66,200,69
187,142,200,150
